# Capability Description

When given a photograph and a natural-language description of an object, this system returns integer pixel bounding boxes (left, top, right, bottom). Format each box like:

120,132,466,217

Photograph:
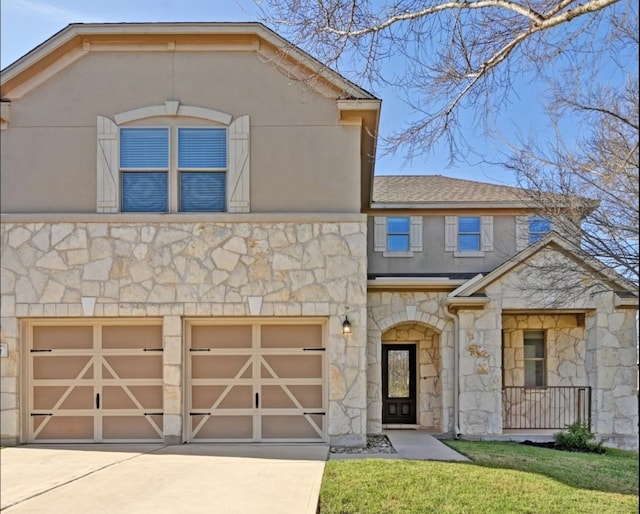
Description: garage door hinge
303,347,325,351
31,413,52,416
30,349,52,352
143,348,163,352
144,412,163,416
189,348,211,352
303,412,326,416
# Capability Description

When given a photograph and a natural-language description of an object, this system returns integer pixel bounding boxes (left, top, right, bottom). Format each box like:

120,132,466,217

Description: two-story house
1,23,637,450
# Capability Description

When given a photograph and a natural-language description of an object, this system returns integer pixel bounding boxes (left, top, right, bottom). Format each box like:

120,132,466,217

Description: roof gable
450,232,638,298
1,22,378,103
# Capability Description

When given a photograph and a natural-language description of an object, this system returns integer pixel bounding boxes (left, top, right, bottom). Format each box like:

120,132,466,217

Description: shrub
554,421,605,453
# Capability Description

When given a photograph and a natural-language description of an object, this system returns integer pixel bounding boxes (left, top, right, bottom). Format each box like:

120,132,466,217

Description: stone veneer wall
367,292,453,434
0,218,368,446
382,323,442,430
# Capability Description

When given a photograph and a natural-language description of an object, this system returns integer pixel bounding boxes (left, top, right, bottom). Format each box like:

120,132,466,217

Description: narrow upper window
524,330,546,387
458,216,481,251
178,127,227,212
529,216,551,243
120,127,169,212
386,217,410,252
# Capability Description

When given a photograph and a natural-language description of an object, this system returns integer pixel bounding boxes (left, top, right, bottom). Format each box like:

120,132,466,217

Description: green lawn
319,441,638,514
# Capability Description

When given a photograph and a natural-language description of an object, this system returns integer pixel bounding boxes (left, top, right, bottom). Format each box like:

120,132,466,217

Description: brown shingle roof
372,175,532,204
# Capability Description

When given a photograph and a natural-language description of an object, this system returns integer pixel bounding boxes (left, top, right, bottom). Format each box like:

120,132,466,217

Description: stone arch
380,320,444,431
377,311,446,335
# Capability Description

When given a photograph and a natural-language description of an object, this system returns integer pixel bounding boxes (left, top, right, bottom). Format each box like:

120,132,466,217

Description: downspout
444,305,460,438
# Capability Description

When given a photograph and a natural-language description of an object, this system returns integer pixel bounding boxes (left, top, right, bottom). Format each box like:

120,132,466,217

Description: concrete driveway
1,444,328,513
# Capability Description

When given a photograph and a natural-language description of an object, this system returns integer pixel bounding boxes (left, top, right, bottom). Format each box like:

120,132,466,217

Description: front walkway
329,431,469,461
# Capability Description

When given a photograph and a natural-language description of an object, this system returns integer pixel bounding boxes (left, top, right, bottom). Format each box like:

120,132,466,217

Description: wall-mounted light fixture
342,314,352,335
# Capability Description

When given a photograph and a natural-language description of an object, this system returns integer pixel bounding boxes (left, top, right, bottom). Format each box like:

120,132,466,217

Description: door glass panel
388,350,410,398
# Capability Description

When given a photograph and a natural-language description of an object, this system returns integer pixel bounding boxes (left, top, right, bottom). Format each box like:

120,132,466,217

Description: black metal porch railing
502,386,591,430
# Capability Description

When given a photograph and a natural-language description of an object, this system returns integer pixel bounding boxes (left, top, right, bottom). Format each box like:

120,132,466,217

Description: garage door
28,322,163,443
188,321,326,442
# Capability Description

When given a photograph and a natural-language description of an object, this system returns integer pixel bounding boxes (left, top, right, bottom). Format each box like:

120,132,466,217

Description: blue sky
0,0,542,185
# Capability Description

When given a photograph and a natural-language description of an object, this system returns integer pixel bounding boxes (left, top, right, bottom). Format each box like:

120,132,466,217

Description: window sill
453,250,485,257
382,251,414,258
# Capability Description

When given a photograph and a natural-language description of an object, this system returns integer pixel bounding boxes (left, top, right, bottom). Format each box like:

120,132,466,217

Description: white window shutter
481,216,494,251
374,217,387,252
228,115,250,213
515,215,529,251
410,216,423,252
96,116,119,213
445,216,457,252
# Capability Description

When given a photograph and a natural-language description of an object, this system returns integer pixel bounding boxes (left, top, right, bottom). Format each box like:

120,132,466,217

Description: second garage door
187,320,326,442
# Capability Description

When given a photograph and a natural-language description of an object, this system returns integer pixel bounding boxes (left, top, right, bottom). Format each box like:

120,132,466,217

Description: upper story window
458,217,481,251
120,127,227,213
178,128,227,212
373,216,423,256
120,128,170,212
528,216,551,244
515,215,553,251
523,330,546,387
444,216,494,257
96,105,250,214
387,217,410,252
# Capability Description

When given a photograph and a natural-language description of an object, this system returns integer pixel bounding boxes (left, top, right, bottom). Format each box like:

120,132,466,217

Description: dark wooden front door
382,344,416,424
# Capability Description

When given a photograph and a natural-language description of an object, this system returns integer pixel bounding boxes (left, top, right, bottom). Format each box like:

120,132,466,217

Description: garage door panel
261,355,322,379
33,326,93,350
191,355,251,379
33,386,94,410
261,415,324,439
191,385,253,409
192,325,252,349
102,415,162,439
192,415,253,439
126,386,163,409
102,325,162,349
33,356,92,380
262,385,323,409
260,325,322,349
35,416,94,440
103,386,142,409
103,355,162,379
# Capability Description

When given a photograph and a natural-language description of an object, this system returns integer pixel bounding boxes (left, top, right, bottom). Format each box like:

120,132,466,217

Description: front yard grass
319,441,638,514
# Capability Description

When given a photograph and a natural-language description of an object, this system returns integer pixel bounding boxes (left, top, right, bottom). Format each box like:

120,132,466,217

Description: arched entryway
382,323,442,430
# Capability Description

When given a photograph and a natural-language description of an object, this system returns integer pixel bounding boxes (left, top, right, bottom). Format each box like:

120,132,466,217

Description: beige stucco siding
367,215,518,275
1,128,96,212
1,51,362,213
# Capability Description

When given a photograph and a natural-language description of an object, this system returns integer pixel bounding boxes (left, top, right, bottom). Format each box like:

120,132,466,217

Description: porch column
457,307,503,436
585,303,638,450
